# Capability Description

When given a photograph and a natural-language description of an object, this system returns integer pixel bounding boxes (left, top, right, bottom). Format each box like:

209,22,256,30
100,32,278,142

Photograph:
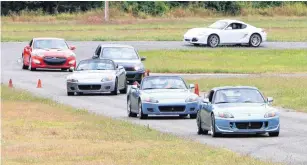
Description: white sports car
183,19,267,48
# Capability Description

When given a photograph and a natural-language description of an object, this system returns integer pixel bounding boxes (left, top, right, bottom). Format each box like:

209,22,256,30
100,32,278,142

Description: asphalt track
2,41,307,165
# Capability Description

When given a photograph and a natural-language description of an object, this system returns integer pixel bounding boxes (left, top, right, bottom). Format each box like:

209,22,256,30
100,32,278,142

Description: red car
22,37,77,72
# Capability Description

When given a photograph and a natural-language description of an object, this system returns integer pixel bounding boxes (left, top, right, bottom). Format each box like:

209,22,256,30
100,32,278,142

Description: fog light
33,59,40,64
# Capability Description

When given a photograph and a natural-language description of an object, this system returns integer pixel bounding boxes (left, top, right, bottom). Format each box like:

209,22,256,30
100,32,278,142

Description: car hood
213,103,277,118
184,28,220,36
141,89,197,101
32,48,74,57
68,70,116,79
111,59,142,67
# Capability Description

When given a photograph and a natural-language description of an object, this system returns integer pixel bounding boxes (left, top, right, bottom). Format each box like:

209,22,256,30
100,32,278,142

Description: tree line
1,1,307,16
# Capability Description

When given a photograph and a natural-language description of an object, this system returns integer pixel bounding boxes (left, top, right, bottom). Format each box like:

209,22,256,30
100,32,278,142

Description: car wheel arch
250,32,262,41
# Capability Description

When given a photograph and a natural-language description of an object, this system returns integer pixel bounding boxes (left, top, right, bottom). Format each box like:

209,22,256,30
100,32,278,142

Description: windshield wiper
215,101,230,104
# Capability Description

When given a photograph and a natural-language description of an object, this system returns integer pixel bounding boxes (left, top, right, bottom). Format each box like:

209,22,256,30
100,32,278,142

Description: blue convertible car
197,86,280,137
127,76,201,119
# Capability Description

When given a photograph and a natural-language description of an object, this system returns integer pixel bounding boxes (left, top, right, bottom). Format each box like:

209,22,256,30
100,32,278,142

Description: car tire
61,68,68,71
111,78,118,95
211,114,221,137
138,101,148,119
22,55,28,69
67,92,74,96
269,132,279,137
207,34,219,48
190,114,197,119
249,33,262,47
197,117,208,135
127,99,137,117
28,57,36,71
119,80,127,94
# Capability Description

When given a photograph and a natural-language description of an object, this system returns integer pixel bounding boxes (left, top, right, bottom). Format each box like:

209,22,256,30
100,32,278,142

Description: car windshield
208,21,228,30
214,88,265,104
33,39,69,49
141,76,187,90
76,60,115,71
101,47,139,60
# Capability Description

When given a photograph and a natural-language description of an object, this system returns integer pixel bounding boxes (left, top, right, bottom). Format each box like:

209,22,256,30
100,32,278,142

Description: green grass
2,17,307,42
1,85,279,165
140,49,307,74
186,77,307,112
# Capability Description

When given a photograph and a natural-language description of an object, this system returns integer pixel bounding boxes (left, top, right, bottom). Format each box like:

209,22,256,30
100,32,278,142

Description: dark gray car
92,44,146,84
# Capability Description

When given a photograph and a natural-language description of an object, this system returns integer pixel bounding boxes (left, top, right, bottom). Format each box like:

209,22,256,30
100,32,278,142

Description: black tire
269,132,279,137
197,117,208,135
119,80,128,94
138,101,148,119
207,34,219,48
111,78,118,95
190,114,197,119
249,33,262,47
67,92,74,96
211,114,221,137
22,64,28,70
127,99,137,117
28,56,36,71
61,68,68,71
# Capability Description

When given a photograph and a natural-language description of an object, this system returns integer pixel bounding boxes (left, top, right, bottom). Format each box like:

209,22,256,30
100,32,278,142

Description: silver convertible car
66,59,127,96
196,86,280,137
127,76,201,119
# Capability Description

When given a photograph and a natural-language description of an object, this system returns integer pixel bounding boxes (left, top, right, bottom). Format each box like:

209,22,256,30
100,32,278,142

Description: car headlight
134,64,144,71
217,112,234,118
143,97,159,103
264,111,277,118
185,95,198,102
32,52,44,57
67,78,78,82
101,76,113,82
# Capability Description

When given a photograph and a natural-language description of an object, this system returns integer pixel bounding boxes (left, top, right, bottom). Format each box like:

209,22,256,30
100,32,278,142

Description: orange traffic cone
9,79,13,88
37,79,42,88
194,83,199,96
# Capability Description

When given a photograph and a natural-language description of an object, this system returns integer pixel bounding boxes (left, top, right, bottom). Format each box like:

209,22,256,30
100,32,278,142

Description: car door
219,23,249,44
201,90,215,129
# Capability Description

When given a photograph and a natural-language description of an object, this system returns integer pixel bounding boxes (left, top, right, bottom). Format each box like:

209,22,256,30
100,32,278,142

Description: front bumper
141,101,199,115
214,117,280,134
183,35,209,44
126,70,145,84
31,56,76,69
67,81,115,93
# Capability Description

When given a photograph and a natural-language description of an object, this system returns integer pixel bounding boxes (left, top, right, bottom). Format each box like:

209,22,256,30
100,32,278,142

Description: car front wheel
211,114,221,137
249,33,262,47
269,132,279,137
207,34,219,48
138,101,148,119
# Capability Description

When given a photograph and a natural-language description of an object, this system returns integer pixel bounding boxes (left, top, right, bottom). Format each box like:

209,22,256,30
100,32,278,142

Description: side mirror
267,97,273,103
69,46,76,50
141,57,146,61
225,27,232,30
92,54,99,59
202,98,209,104
189,84,195,89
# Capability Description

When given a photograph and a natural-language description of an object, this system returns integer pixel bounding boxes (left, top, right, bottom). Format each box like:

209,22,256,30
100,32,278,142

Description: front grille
43,56,66,65
126,74,136,79
78,85,101,90
159,106,186,112
235,122,263,129
124,67,135,71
